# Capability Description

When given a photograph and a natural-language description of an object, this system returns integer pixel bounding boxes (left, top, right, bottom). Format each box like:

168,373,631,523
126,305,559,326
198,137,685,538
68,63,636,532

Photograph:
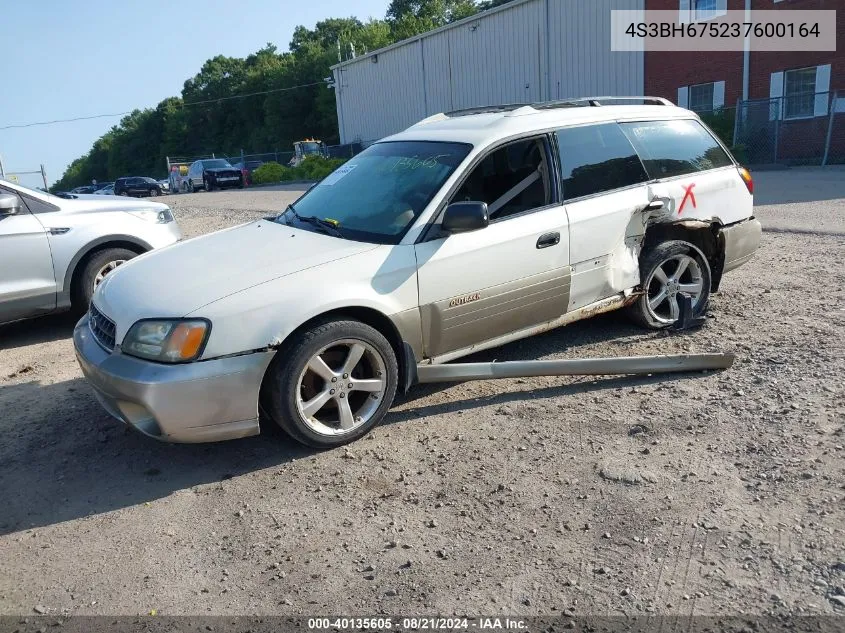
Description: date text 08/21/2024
307,617,528,630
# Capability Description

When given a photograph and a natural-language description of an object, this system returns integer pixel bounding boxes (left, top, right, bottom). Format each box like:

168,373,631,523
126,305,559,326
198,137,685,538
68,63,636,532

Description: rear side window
620,119,732,179
555,123,648,201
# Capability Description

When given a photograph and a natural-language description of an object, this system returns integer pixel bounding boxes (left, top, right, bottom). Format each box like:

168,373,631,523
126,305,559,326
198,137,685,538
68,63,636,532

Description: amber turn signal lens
738,166,753,195
164,322,208,361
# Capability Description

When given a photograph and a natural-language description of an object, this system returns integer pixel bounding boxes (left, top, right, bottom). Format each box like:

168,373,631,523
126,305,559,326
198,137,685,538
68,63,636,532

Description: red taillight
738,166,753,195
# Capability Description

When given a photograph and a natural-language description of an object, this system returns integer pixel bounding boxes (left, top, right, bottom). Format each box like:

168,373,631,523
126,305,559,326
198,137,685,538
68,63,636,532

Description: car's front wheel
71,247,138,314
264,319,399,448
627,240,712,329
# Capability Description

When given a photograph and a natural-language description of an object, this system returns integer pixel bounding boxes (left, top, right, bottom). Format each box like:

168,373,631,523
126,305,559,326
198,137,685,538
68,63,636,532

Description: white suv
74,97,761,448
0,180,181,325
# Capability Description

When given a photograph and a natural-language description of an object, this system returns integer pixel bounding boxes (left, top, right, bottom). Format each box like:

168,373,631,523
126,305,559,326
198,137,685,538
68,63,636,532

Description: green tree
53,3,486,191
387,0,478,39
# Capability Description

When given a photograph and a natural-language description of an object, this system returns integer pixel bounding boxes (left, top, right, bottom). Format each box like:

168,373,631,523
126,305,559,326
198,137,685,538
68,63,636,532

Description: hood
94,220,377,330
57,195,169,214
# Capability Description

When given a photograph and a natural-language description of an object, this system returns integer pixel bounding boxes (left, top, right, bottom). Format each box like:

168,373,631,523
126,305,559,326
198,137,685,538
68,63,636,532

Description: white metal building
331,0,645,144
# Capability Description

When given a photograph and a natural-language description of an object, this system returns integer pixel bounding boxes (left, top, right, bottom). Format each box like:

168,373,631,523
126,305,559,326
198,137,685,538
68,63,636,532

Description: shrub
251,157,348,184
729,144,748,164
699,108,736,147
251,161,286,184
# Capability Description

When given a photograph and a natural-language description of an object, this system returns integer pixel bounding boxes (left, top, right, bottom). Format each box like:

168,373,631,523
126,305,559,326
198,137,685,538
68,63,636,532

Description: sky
0,0,391,187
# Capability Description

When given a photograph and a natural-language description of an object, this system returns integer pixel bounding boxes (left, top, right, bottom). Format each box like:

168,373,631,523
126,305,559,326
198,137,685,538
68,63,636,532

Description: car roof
384,100,699,147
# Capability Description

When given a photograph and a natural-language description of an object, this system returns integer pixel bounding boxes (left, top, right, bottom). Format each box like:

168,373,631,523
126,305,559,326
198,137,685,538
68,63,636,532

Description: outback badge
448,292,481,308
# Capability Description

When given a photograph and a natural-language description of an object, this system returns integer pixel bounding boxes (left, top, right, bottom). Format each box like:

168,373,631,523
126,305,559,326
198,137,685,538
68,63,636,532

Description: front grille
89,304,117,351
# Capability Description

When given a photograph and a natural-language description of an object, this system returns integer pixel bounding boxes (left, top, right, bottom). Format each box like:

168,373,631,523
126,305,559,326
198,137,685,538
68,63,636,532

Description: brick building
645,0,845,163
645,0,844,111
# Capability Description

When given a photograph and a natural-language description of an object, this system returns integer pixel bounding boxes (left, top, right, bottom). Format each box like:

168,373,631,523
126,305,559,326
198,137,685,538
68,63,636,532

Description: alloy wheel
295,339,388,437
645,254,704,324
92,260,126,290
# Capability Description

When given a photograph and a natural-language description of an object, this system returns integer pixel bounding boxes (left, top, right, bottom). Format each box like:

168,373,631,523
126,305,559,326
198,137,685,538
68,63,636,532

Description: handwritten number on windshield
391,154,448,172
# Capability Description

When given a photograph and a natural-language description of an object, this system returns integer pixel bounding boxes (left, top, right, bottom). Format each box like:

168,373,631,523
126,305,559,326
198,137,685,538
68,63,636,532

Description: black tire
149,187,159,197
626,240,712,330
71,247,138,314
264,319,399,449
119,191,128,197
204,177,213,192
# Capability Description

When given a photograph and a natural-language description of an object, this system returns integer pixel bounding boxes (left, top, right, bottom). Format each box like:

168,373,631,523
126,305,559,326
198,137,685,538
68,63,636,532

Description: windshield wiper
280,204,344,238
301,215,344,238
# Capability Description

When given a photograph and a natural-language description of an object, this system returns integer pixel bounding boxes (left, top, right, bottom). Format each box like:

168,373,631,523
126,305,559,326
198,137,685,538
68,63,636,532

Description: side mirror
0,193,21,215
442,201,489,234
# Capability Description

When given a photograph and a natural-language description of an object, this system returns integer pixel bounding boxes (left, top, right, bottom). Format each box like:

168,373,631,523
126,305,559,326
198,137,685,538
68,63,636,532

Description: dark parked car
232,160,264,185
183,159,244,192
70,185,97,194
114,177,163,198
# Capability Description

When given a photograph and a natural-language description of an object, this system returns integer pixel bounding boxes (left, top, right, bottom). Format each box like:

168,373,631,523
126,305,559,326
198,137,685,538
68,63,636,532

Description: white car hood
58,195,168,213
94,220,377,330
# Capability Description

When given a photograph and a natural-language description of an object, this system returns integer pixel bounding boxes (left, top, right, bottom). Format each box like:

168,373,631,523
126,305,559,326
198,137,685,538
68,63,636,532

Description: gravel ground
1,170,844,618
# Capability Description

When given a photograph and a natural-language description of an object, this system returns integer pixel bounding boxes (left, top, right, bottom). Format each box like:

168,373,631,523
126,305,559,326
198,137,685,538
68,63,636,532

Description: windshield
202,159,232,169
277,141,471,244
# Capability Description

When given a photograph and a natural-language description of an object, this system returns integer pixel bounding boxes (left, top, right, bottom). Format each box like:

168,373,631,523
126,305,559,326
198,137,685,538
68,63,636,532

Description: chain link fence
164,141,373,188
733,91,844,166
167,142,372,168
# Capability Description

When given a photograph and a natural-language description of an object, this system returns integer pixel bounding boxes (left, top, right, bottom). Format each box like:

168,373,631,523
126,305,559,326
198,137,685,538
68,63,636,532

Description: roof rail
444,103,531,117
413,96,676,127
554,96,675,107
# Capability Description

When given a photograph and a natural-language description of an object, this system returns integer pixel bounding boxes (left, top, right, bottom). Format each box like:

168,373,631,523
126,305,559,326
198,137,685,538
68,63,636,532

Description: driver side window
451,136,553,221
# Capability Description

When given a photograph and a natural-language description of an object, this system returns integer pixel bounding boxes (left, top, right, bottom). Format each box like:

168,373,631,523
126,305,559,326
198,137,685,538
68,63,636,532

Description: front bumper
720,217,762,274
73,315,274,443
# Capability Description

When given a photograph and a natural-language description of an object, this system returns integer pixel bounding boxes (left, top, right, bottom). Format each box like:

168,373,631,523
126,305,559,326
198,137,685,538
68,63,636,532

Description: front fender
192,244,420,359
190,246,418,358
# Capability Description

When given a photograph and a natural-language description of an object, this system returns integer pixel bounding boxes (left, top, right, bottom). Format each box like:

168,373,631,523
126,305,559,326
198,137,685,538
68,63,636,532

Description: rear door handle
536,232,560,249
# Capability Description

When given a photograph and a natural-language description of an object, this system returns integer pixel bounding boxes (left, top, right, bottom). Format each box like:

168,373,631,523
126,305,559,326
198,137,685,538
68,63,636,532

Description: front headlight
122,319,210,363
127,208,174,224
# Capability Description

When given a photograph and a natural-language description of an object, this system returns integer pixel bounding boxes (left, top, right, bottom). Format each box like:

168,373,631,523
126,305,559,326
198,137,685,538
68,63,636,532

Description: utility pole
0,154,5,179
40,164,48,190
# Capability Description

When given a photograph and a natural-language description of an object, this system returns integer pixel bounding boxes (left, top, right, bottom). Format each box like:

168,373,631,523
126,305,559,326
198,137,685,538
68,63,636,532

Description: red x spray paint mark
679,183,697,215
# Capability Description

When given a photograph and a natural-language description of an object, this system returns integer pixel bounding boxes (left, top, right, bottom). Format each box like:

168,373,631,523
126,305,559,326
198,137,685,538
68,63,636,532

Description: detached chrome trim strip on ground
417,353,735,383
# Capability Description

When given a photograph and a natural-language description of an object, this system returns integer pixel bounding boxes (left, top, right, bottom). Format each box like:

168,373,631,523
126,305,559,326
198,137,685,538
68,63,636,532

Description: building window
694,0,718,20
680,0,726,22
784,67,818,119
689,83,716,113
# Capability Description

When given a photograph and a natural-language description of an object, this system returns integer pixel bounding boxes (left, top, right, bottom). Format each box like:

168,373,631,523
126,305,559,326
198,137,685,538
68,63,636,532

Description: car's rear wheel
71,247,138,314
149,187,158,197
627,240,711,329
264,319,398,448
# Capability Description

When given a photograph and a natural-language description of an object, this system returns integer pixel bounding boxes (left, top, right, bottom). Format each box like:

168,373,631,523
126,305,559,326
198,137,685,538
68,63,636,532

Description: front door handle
536,232,560,249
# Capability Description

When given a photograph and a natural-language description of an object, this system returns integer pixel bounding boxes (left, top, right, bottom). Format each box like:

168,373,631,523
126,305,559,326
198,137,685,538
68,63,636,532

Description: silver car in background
0,179,181,325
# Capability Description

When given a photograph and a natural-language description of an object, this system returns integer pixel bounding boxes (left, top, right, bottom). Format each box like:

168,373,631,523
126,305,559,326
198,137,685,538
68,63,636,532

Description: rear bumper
720,217,762,274
73,314,274,443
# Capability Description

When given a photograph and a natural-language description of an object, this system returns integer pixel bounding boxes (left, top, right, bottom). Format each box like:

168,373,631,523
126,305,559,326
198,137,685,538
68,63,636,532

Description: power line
0,80,327,131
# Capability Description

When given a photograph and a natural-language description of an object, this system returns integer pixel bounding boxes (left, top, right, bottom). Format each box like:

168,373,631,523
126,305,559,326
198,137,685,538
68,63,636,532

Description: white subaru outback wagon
74,97,761,448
